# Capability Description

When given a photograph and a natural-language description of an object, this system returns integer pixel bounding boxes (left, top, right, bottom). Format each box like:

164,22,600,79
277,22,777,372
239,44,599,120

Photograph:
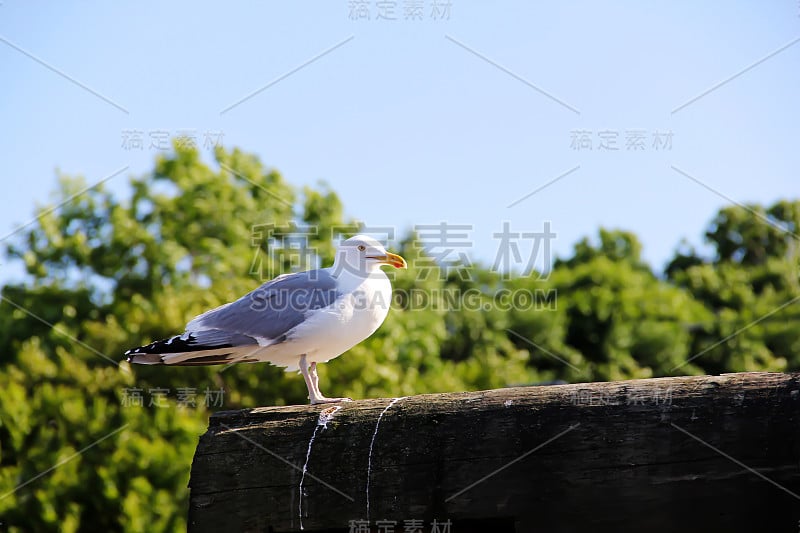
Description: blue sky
1,1,798,281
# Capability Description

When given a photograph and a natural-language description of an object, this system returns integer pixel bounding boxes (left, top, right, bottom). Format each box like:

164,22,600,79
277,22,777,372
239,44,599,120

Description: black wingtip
124,346,146,363
124,333,237,362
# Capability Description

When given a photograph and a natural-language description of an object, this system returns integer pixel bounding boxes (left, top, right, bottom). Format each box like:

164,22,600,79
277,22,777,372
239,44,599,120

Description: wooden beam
188,372,800,532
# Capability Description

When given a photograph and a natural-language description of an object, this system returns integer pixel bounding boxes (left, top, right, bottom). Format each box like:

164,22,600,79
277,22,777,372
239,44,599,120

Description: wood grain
188,372,800,532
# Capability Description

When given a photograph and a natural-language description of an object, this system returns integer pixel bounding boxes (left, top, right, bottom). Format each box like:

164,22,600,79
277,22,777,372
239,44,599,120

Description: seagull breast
293,268,393,364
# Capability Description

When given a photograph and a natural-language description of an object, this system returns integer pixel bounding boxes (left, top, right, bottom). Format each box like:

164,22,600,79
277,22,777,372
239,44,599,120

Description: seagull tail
126,352,164,365
124,330,264,366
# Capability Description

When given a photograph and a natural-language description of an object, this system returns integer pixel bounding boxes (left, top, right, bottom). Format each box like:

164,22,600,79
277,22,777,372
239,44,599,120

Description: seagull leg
298,354,320,404
309,361,321,396
308,361,352,405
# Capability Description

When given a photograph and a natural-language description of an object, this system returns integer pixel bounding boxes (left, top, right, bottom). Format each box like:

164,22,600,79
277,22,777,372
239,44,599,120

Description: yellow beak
368,252,407,269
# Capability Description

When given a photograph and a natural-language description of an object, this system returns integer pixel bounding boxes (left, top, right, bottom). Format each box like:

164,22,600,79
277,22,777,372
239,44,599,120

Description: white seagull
124,235,407,404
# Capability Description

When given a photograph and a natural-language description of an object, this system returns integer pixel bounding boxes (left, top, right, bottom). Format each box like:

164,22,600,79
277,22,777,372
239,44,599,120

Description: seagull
124,235,407,404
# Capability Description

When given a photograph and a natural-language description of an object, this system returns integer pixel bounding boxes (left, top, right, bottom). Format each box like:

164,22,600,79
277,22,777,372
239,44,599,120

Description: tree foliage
1,143,798,531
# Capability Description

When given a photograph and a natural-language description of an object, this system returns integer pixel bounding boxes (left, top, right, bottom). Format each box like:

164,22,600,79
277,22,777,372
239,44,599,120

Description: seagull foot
310,397,352,405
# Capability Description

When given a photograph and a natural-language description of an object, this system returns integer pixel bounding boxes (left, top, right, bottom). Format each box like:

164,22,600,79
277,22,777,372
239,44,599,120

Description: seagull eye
357,245,366,252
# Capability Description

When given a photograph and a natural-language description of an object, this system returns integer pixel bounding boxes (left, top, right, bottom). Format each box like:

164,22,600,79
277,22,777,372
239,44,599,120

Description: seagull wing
125,269,341,365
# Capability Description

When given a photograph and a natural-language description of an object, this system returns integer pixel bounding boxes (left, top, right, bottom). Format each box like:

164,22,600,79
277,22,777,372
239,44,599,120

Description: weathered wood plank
188,372,800,532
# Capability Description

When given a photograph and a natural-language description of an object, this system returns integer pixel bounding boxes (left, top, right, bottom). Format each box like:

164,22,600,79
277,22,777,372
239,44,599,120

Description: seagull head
333,235,407,275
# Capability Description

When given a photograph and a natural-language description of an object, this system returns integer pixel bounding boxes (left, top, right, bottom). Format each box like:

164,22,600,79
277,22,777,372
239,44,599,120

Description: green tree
533,229,713,380
666,201,800,373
